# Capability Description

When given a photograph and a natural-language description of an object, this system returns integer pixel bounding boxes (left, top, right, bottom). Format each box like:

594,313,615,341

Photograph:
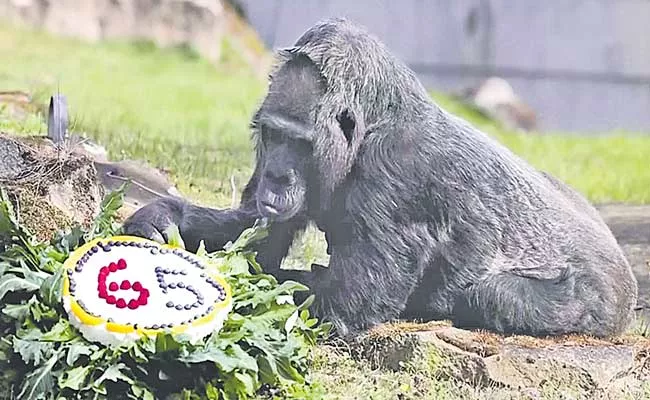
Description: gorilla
123,18,638,338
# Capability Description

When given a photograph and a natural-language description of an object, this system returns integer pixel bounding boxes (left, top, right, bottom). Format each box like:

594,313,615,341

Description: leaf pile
0,186,330,399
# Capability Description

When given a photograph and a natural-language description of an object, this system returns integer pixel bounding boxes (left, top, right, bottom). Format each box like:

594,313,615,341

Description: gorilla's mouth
256,189,304,222
258,200,283,216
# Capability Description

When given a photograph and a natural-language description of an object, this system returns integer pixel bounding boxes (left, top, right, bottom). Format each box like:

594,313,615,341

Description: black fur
123,18,638,338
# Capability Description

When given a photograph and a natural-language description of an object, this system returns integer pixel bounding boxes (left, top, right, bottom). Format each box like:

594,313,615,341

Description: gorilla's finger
150,225,168,245
122,221,166,244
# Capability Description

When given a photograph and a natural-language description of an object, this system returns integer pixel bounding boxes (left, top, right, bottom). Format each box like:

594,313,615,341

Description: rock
0,0,227,63
0,133,28,181
459,77,538,132
0,0,272,77
94,159,184,214
348,322,650,399
62,133,185,215
0,90,36,120
68,134,109,162
0,130,187,235
0,133,104,241
2,86,185,227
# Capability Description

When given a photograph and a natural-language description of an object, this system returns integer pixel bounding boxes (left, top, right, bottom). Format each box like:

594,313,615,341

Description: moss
4,187,72,242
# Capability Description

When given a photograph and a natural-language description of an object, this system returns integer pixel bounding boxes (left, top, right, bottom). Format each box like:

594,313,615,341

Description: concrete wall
238,0,650,133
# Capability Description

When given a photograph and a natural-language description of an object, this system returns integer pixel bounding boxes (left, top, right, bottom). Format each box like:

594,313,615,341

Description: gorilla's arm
122,197,259,253
182,204,313,282
177,203,259,253
122,195,314,280
248,218,310,275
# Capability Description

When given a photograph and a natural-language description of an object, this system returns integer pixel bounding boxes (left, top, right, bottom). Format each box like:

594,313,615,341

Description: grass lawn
2,22,650,400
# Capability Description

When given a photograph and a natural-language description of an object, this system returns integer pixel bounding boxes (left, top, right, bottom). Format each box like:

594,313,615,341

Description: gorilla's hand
122,197,186,244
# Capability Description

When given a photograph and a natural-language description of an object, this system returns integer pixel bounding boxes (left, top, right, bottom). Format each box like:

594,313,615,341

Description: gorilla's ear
336,109,356,145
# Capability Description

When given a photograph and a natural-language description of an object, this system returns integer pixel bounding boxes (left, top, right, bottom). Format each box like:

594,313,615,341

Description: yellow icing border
62,235,233,338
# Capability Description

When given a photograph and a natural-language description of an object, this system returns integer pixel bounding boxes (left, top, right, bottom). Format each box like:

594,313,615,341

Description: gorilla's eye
336,109,355,144
291,137,313,154
262,128,284,146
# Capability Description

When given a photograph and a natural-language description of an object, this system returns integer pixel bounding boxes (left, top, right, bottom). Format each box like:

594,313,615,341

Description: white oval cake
62,235,233,347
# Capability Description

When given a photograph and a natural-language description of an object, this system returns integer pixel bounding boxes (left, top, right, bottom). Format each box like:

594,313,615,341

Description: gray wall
238,0,650,133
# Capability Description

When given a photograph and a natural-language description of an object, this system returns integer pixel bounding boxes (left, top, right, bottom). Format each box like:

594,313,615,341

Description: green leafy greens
0,186,330,399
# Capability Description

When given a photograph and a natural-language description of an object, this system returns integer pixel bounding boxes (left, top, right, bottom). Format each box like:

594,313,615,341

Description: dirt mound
0,133,104,241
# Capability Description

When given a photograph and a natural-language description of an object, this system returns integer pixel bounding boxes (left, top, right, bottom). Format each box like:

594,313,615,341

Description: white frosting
63,297,232,347
62,238,233,347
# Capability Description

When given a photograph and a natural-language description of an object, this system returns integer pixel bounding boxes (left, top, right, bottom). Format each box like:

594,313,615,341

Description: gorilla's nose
264,170,291,187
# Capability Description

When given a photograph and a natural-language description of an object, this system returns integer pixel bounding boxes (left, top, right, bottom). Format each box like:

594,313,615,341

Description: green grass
308,345,458,400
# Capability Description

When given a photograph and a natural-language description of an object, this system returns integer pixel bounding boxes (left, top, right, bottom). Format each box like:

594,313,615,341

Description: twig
104,172,169,199
230,175,237,208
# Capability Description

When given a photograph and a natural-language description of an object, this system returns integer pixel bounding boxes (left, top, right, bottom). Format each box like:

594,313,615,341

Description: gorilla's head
248,18,418,222
250,52,364,222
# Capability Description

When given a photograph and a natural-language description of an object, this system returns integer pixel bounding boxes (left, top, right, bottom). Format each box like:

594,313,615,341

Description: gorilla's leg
451,267,628,337
401,256,458,322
